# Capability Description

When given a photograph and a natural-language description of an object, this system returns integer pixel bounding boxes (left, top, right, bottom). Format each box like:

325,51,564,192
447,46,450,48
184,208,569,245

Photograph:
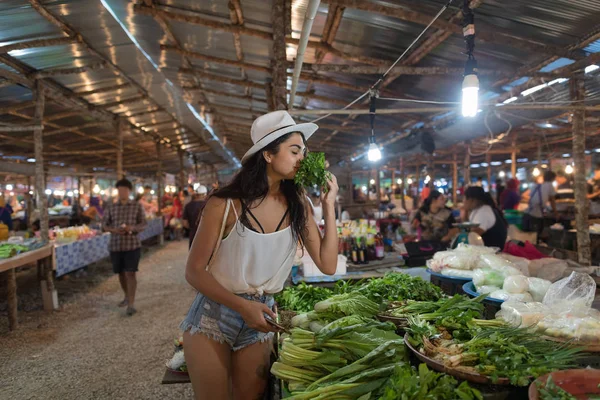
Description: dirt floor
0,240,196,400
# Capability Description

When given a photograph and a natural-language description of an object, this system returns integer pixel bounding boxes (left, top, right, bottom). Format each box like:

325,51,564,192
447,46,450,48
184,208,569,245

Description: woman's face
265,133,306,180
434,195,446,208
464,197,475,211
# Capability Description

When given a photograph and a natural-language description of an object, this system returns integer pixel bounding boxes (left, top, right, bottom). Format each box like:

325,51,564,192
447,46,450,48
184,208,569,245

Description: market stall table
0,244,53,331
292,266,430,287
138,217,163,241
53,234,110,277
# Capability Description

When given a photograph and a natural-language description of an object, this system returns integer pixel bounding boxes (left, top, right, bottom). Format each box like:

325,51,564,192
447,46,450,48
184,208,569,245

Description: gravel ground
0,240,196,400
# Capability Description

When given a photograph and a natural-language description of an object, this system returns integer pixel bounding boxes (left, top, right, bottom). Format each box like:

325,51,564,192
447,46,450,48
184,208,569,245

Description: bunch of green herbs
355,272,443,304
275,282,333,313
294,152,331,190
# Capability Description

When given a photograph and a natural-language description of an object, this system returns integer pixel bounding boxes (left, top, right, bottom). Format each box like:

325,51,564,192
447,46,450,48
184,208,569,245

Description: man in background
182,185,208,248
103,178,147,316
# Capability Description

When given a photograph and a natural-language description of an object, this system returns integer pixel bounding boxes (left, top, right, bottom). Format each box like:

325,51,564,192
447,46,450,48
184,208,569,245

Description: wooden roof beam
0,37,79,54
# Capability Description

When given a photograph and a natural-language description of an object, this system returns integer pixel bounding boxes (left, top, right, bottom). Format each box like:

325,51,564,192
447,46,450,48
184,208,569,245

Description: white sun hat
241,110,318,164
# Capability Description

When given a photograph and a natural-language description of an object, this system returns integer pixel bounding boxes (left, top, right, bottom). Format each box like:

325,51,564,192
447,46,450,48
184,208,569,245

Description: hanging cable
367,90,382,162
461,0,479,117
309,0,455,124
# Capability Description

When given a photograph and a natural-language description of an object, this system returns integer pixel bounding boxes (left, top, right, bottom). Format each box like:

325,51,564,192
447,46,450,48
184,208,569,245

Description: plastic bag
477,285,500,294
478,254,523,277
440,268,475,278
497,253,530,276
542,272,597,314
529,258,568,282
489,289,511,301
527,277,552,302
473,267,505,288
508,292,534,302
537,314,600,343
503,275,529,294
496,301,549,328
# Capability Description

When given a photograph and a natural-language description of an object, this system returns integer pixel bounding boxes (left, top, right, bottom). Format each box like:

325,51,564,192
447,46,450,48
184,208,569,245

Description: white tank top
208,199,297,295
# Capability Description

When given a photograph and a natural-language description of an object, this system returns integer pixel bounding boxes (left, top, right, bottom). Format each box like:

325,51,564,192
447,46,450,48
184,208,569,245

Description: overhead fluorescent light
503,96,518,104
521,83,548,97
585,65,599,74
548,78,568,86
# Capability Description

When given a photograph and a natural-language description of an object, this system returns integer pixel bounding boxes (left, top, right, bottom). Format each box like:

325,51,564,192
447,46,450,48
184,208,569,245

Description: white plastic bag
478,254,523,277
496,301,549,327
477,285,500,294
489,289,511,301
503,275,530,294
542,272,597,314
473,267,506,288
527,277,552,302
508,292,534,302
498,253,530,276
440,268,475,278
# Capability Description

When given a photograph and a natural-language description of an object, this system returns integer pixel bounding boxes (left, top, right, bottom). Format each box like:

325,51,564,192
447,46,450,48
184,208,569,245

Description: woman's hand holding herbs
321,174,338,208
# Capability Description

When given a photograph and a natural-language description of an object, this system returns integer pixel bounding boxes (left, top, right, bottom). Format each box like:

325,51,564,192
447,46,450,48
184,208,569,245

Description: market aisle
0,241,196,400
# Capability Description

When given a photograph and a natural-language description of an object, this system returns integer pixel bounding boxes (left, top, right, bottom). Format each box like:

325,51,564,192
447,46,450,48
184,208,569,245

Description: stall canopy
1,0,600,176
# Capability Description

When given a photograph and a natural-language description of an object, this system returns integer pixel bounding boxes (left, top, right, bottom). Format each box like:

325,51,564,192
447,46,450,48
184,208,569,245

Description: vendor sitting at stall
411,190,458,243
464,186,507,248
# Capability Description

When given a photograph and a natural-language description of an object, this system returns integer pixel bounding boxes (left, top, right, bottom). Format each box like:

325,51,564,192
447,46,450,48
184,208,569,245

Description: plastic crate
427,269,471,296
462,281,504,320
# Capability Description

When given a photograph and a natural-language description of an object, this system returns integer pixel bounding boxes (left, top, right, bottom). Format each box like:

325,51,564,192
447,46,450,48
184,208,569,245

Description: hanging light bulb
499,171,506,178
396,178,402,184
369,179,375,185
565,164,574,174
462,60,479,117
93,184,100,194
367,90,382,162
532,167,541,177
407,178,413,185
367,139,382,162
137,186,144,194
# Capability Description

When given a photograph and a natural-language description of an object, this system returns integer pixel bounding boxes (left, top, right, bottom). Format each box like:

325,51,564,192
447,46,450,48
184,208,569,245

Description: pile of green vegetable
405,313,584,386
276,273,443,315
536,375,577,400
0,243,30,259
294,152,331,190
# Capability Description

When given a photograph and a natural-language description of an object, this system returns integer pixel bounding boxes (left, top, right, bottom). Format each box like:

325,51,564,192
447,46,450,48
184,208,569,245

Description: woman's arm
185,197,277,332
303,175,339,275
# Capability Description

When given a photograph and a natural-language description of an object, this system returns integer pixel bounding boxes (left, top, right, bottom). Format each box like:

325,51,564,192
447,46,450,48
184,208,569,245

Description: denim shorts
180,292,275,352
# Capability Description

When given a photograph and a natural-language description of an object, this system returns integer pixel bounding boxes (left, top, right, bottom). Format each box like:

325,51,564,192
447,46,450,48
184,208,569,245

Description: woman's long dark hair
420,190,442,214
465,186,507,226
207,132,308,243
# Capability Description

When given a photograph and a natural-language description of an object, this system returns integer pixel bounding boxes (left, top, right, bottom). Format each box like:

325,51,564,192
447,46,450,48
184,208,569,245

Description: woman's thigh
231,339,273,400
183,331,232,400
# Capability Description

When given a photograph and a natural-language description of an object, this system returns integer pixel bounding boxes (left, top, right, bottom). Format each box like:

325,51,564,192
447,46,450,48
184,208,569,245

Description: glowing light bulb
532,168,540,177
499,171,506,178
137,186,144,194
462,74,479,117
396,179,402,184
565,165,574,174
93,184,100,194
6,184,13,191
369,179,375,185
367,142,381,162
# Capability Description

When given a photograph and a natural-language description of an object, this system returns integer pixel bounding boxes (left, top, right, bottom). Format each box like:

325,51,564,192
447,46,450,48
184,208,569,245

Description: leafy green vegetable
294,152,331,190
276,282,332,312
314,293,380,319
355,273,443,304
379,364,483,400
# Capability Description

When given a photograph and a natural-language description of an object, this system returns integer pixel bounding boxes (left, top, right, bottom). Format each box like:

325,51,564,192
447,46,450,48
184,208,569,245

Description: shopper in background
180,110,339,400
587,163,600,215
0,195,14,234
556,170,571,190
495,179,505,205
182,185,208,249
102,179,147,316
464,186,508,248
412,190,458,243
499,178,521,210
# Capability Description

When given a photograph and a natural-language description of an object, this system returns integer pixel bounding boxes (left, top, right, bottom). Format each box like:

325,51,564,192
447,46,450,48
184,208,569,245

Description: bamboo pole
571,77,591,266
511,138,517,178
415,164,421,206
272,0,287,110
6,269,18,330
452,157,458,205
178,150,185,189
464,146,471,187
116,118,124,179
0,124,44,132
33,82,48,241
375,168,381,202
156,142,164,246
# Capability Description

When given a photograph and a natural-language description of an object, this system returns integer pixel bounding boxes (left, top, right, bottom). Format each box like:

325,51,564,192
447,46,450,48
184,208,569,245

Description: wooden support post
116,118,123,179
452,154,458,205
486,153,492,191
375,169,381,202
5,268,18,330
178,150,185,189
271,0,288,110
26,176,33,227
464,147,471,187
347,163,354,206
156,142,165,246
511,138,517,178
400,159,406,210
571,77,591,266
415,164,421,205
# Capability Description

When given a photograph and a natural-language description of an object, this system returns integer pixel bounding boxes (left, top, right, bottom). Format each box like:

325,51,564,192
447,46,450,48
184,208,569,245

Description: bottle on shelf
375,233,385,260
359,237,368,264
351,238,359,264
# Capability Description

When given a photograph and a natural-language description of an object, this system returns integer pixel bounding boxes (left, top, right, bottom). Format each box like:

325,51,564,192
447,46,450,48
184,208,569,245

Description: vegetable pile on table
0,243,31,259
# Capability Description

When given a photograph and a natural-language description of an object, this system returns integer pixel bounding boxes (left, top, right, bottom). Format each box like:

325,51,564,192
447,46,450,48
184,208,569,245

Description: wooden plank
0,245,53,273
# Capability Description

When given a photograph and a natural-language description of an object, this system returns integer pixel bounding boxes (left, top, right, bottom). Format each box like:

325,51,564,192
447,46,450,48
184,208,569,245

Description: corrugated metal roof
1,0,600,174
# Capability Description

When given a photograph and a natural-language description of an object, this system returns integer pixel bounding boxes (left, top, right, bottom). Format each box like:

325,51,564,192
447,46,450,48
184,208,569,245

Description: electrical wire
309,0,455,124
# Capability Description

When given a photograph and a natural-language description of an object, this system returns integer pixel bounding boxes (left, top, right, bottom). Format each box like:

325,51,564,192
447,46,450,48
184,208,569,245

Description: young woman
464,186,508,248
180,111,339,400
411,190,458,243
